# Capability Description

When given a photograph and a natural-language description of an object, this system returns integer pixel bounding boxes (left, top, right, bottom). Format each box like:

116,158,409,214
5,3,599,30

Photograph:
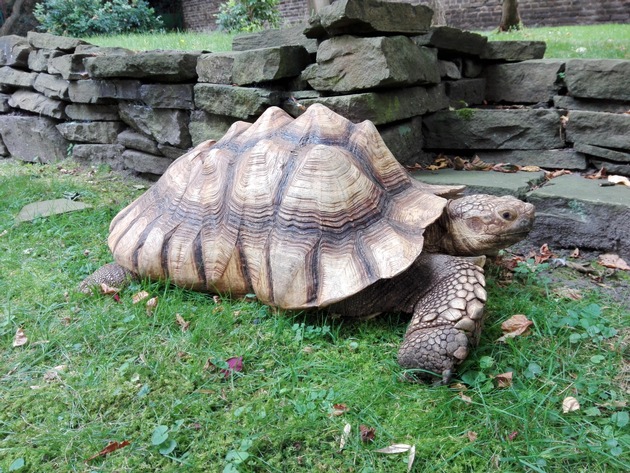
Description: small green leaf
590,355,605,364
225,450,249,464
584,406,601,417
524,362,542,379
610,446,623,457
137,383,150,398
612,411,629,428
9,458,25,472
151,425,169,445
479,356,494,369
159,439,177,455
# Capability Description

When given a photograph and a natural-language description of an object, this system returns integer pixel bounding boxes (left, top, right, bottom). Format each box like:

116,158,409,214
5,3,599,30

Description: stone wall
1,0,629,181
182,0,630,31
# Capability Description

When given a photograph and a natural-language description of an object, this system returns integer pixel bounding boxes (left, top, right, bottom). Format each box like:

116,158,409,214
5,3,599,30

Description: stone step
412,169,630,259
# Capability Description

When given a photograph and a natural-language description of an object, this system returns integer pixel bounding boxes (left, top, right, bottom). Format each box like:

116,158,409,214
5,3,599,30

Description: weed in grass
1,159,628,472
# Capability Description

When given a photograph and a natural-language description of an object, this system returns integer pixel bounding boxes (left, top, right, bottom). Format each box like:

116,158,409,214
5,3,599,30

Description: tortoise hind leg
397,254,486,384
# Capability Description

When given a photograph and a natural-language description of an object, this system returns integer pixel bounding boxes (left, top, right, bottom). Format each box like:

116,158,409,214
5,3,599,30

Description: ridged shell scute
108,104,447,309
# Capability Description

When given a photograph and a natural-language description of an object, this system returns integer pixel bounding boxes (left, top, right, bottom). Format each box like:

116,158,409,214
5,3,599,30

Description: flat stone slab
233,24,318,54
481,41,546,62
0,66,37,88
232,45,311,86
411,169,544,199
553,95,630,113
574,142,630,164
33,73,70,100
8,90,66,119
57,121,125,143
68,79,140,103
72,144,125,170
16,199,92,223
0,35,32,68
140,84,194,109
196,53,235,84
413,27,488,56
189,110,238,145
0,115,68,162
194,83,282,119
483,60,565,103
566,111,630,149
306,0,433,37
118,103,191,148
565,59,630,101
123,149,174,176
475,149,587,170
526,175,630,258
85,51,200,82
377,116,423,166
65,103,120,121
27,32,87,51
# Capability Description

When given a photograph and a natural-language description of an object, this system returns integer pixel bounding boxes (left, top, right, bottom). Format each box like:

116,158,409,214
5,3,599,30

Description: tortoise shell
108,104,447,309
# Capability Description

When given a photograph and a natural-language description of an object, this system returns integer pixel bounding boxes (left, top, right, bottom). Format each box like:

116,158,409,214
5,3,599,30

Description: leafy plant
34,0,163,37
215,0,280,33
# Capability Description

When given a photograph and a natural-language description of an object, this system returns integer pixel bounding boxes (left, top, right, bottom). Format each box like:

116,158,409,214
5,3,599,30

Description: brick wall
182,0,630,32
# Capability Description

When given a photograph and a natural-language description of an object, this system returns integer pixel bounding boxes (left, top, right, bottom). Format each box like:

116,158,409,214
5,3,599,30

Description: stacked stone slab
0,0,629,178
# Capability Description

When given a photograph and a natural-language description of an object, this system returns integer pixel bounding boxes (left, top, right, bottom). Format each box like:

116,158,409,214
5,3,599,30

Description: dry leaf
359,424,376,443
175,313,190,331
466,155,493,171
495,371,513,388
546,169,572,179
339,423,351,451
459,392,473,404
212,295,221,304
331,403,349,416
13,328,28,347
100,283,120,295
492,163,520,173
508,431,519,441
86,440,131,462
132,290,149,304
375,443,413,454
407,444,416,473
43,364,67,382
608,175,630,187
520,165,542,172
570,247,580,258
598,254,630,271
562,396,580,413
586,167,607,180
497,314,533,342
146,296,158,315
552,286,583,300
466,431,478,442
534,243,555,264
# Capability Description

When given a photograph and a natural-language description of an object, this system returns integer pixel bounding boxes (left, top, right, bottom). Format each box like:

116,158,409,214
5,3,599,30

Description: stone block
140,84,194,109
57,121,125,143
27,32,88,51
75,44,134,56
48,54,91,80
0,66,37,88
157,144,188,160
117,128,160,154
444,78,485,108
33,73,70,100
553,95,630,113
565,59,630,101
413,27,487,56
304,36,439,93
462,58,483,78
0,115,68,163
438,60,461,80
72,144,125,170
232,45,311,86
565,111,630,149
0,93,11,112
196,53,235,84
0,35,32,68
573,142,630,164
194,83,282,119
423,109,564,150
305,0,433,37
68,79,140,103
189,110,239,145
0,135,8,156
377,116,423,166
590,160,630,176
233,24,318,54
483,59,565,103
480,41,546,61
28,49,63,72
65,104,120,121
118,103,191,148
475,149,587,170
293,84,448,126
526,175,630,258
9,90,66,119
123,149,174,176
85,51,200,82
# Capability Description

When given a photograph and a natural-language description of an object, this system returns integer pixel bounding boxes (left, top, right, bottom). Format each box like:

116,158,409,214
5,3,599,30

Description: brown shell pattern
108,104,447,309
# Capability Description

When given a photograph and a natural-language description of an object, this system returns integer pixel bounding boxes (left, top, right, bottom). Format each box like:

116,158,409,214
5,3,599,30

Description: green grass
483,24,630,59
80,24,630,59
0,159,628,472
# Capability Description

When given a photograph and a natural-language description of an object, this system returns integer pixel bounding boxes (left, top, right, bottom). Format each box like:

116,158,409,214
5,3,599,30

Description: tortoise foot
79,262,135,294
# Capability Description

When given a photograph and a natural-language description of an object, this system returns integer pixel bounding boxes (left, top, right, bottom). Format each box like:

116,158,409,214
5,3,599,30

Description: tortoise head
431,194,535,256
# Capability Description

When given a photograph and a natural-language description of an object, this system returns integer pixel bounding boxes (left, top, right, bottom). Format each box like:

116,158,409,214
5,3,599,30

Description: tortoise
80,104,534,382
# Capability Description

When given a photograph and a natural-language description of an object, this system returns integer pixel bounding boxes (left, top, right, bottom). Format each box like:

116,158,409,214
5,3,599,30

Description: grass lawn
1,157,628,472
82,24,630,59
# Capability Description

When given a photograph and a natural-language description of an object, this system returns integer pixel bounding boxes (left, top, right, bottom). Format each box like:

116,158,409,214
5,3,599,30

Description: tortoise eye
501,211,515,221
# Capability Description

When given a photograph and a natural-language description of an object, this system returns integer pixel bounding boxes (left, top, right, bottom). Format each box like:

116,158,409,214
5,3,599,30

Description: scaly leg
79,262,136,294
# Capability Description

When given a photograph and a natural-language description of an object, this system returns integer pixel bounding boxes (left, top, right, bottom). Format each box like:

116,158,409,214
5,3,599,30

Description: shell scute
109,104,447,308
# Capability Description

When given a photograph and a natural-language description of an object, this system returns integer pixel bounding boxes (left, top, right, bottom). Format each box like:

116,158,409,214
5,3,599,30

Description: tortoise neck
423,212,455,254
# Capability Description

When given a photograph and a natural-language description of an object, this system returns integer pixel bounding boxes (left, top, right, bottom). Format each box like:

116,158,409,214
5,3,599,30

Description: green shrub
216,0,280,33
34,0,163,37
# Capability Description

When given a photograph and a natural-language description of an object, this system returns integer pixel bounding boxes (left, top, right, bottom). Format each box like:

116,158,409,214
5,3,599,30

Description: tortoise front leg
79,262,136,294
397,255,486,384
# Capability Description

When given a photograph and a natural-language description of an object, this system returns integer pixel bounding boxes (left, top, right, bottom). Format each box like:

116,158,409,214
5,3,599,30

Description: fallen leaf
331,403,349,416
132,290,149,304
570,247,580,258
359,424,376,443
508,431,519,441
223,356,243,378
0,229,8,237
339,423,351,451
175,313,190,331
466,431,478,442
552,286,583,300
459,392,473,404
212,295,221,304
43,364,67,382
598,254,630,271
466,155,493,171
497,314,533,342
546,169,572,179
453,156,467,170
100,283,120,295
375,443,413,454
495,371,513,388
407,444,416,473
520,165,542,172
13,328,28,347
492,163,520,173
562,396,580,413
608,175,630,187
534,243,556,264
146,296,158,315
86,440,131,461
